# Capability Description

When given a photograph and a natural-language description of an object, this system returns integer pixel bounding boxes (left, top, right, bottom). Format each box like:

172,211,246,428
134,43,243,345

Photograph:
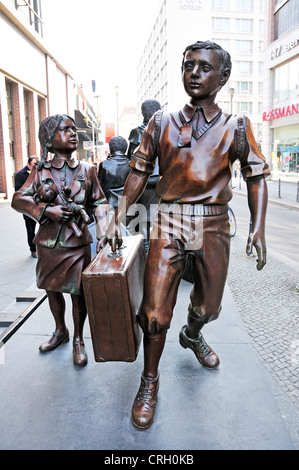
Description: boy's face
50,118,78,154
182,48,230,105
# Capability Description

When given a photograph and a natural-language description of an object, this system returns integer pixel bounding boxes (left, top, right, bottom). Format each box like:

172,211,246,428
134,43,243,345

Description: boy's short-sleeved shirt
130,103,270,204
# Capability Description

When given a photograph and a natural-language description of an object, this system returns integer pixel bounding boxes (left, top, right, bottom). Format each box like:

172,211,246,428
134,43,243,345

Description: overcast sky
42,0,161,121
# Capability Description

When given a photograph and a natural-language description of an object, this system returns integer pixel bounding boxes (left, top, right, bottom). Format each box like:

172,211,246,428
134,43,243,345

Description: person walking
14,155,39,258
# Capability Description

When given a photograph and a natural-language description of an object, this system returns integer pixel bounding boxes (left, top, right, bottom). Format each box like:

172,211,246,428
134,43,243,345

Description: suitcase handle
108,250,122,259
107,244,126,259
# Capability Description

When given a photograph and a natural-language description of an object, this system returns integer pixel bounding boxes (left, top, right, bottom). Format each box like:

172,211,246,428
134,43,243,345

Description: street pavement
0,180,298,450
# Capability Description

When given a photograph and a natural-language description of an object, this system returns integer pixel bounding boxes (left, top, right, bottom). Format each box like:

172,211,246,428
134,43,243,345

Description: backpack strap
236,115,247,158
153,110,163,154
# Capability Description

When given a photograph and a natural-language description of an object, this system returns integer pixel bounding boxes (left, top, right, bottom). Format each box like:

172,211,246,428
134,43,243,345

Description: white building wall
0,1,77,198
0,9,47,95
137,0,265,141
0,72,13,191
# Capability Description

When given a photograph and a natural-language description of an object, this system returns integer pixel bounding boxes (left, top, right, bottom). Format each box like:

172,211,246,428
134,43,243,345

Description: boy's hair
109,136,128,155
38,114,75,169
141,99,161,123
181,40,232,73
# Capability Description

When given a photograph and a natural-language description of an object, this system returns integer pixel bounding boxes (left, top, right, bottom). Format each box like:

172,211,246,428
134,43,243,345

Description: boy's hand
246,231,267,271
105,219,123,253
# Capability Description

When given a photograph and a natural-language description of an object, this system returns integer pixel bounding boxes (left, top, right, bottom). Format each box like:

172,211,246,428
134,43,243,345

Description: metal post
92,122,96,163
115,85,119,135
278,178,281,198
229,87,234,114
297,181,299,203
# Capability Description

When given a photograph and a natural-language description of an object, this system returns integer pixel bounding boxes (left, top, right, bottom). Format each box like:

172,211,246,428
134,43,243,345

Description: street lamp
115,85,119,135
229,87,235,114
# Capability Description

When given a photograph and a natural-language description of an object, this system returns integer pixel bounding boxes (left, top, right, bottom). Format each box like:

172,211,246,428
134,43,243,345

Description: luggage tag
178,125,192,148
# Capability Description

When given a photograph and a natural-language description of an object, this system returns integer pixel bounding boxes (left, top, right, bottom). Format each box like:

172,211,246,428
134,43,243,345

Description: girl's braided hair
37,114,75,170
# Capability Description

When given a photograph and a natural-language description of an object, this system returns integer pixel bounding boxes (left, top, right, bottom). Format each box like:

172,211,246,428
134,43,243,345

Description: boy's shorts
138,204,230,335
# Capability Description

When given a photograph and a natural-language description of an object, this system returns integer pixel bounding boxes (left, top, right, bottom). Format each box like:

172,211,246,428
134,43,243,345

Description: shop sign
271,36,299,60
83,141,93,150
263,103,299,121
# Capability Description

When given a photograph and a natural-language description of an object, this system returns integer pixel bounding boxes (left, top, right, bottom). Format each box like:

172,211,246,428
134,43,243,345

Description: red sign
105,123,115,143
263,103,298,121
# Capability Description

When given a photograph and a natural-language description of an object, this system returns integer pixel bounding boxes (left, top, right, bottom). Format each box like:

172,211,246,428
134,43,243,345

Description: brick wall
27,90,37,157
38,96,47,123
0,103,7,195
11,82,23,173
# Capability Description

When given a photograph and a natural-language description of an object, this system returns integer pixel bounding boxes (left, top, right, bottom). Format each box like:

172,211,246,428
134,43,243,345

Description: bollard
278,178,281,198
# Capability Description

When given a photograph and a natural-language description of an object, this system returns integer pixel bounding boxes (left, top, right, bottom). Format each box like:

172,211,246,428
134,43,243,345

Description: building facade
119,106,138,143
263,0,299,180
0,0,101,200
137,0,265,144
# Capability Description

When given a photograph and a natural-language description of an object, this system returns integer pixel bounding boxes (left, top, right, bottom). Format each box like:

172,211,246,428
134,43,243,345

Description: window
238,81,253,94
275,0,299,40
235,0,253,11
274,57,299,103
212,0,230,9
258,102,263,114
14,0,43,36
213,38,230,50
239,102,252,114
212,17,230,32
258,82,263,95
235,61,253,74
259,62,263,75
257,123,263,142
235,40,253,54
236,19,253,33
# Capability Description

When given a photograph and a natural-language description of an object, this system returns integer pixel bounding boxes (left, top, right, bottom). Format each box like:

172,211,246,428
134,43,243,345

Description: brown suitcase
82,235,145,362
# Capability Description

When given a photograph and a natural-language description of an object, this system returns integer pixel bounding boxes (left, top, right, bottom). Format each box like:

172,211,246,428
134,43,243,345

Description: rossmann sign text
263,103,298,122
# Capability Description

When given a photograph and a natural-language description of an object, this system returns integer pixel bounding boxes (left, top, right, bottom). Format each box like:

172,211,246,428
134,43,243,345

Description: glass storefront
273,125,299,174
273,57,299,103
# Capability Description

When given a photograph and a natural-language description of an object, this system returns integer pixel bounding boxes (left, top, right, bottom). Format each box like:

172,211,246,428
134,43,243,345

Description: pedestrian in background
14,155,39,258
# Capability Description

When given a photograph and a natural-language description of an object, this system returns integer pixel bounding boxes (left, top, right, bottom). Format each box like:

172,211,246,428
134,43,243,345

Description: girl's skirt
36,244,91,295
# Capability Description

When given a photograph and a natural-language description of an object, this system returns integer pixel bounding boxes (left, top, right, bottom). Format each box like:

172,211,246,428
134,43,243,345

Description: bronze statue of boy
106,40,269,429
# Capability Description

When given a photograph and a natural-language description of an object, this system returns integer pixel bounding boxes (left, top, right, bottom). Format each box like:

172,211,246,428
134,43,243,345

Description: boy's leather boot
132,331,166,429
179,312,219,369
131,373,159,429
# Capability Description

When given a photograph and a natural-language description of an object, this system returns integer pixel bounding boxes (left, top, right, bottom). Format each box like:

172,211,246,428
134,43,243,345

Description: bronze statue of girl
12,114,108,366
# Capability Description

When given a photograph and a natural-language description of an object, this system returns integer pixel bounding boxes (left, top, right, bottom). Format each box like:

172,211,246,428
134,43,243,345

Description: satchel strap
236,116,247,158
153,110,163,154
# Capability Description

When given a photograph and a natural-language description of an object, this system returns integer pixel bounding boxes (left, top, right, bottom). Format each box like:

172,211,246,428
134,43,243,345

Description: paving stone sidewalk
227,233,299,410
